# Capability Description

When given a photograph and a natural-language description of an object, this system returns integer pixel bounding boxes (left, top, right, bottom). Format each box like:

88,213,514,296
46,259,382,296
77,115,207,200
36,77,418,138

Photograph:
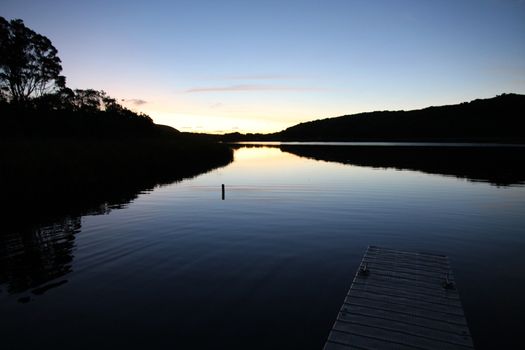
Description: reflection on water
1,145,525,350
279,144,525,186
1,148,233,299
0,195,145,299
0,203,123,298
0,217,79,297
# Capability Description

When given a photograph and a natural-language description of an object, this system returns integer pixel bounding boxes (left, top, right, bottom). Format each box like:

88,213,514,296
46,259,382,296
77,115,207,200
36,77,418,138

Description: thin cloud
186,84,325,93
224,74,301,80
122,98,147,106
198,74,306,81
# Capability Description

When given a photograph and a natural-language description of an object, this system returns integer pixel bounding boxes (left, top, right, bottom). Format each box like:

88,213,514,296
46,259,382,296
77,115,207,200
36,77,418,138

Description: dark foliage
276,94,525,142
1,137,233,227
0,88,169,138
0,17,175,139
0,137,233,294
0,17,65,103
0,17,234,238
181,94,525,143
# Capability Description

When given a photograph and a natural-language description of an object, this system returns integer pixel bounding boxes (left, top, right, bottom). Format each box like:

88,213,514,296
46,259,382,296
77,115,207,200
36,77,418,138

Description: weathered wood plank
351,280,461,300
339,304,472,336
354,272,451,293
323,341,362,350
342,298,468,326
350,284,463,308
368,246,447,259
328,329,421,350
323,246,474,350
365,250,448,264
357,265,452,284
364,253,450,270
363,258,449,275
332,322,471,350
366,248,449,265
336,312,473,346
346,288,464,315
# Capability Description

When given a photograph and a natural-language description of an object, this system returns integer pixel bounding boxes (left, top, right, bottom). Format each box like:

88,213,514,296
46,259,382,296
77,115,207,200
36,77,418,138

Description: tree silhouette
0,17,65,104
72,89,104,111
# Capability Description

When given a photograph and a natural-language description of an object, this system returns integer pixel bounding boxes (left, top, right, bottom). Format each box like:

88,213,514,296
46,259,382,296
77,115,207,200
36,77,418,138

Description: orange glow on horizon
117,93,355,134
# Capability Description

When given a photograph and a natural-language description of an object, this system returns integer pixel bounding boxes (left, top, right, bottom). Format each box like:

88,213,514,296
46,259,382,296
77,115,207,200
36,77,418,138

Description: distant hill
273,94,525,142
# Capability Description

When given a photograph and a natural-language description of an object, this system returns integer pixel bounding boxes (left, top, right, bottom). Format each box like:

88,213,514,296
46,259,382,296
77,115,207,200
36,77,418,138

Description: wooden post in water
221,184,225,200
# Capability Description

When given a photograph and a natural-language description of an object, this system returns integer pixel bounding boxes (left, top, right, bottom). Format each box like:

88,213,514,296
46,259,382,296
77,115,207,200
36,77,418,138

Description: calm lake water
1,145,525,349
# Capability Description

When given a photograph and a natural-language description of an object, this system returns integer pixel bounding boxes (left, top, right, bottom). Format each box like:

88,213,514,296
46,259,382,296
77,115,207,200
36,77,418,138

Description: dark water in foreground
1,145,525,349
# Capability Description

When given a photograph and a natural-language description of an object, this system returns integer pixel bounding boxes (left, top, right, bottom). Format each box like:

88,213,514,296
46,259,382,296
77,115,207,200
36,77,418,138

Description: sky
2,0,525,133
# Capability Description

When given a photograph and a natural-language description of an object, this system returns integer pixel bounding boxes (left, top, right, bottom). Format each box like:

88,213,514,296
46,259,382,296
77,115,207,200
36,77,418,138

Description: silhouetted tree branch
0,17,65,104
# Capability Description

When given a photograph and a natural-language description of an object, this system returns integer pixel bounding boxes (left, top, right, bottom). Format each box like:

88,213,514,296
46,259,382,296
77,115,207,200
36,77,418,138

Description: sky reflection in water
1,146,524,350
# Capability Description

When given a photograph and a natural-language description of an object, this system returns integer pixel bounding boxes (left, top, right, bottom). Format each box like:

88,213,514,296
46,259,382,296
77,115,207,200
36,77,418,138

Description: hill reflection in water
278,144,525,187
1,145,524,349
0,156,233,298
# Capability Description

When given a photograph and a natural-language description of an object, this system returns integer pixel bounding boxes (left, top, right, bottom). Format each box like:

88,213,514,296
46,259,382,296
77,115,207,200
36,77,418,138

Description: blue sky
3,0,525,133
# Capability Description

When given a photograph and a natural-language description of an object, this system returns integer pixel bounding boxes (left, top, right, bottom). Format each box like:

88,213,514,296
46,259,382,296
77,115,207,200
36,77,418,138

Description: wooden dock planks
324,246,474,350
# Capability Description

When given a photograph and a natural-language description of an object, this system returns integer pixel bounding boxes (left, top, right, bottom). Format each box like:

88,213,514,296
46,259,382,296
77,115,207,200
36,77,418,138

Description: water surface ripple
1,145,524,349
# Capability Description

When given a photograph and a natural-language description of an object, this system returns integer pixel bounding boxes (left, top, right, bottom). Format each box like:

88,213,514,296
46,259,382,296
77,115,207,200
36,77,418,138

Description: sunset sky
3,0,525,133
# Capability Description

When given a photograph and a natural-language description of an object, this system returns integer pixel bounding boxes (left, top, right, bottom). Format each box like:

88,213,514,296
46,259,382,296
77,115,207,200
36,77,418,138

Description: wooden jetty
324,246,474,350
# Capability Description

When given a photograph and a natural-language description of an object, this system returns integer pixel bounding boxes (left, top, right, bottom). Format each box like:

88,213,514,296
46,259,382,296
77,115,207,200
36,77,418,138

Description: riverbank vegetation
276,93,525,142
0,17,233,224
